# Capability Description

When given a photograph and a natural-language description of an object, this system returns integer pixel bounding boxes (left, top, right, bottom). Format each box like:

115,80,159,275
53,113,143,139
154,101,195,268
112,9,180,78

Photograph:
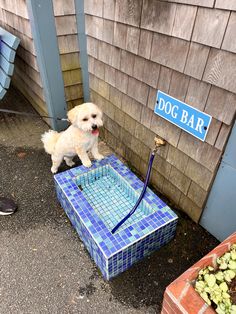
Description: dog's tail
41,130,60,155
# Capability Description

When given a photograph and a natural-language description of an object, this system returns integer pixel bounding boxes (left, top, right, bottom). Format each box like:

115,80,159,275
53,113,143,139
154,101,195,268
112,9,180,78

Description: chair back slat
0,54,14,76
0,68,10,89
0,84,7,99
0,41,16,63
0,27,20,100
0,27,20,50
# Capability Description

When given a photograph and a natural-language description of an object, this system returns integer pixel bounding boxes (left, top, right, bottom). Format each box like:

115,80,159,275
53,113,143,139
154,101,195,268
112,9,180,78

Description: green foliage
195,244,236,314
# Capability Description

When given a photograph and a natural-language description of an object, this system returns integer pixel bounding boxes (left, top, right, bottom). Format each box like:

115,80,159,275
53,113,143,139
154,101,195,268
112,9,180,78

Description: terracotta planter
161,231,236,314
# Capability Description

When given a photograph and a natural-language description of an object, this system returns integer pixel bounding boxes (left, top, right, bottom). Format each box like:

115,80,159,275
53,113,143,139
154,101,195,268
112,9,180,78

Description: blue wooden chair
0,26,20,100
0,27,20,215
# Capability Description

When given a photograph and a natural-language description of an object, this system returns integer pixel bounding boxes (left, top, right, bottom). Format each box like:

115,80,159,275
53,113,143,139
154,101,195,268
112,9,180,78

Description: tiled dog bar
54,155,178,280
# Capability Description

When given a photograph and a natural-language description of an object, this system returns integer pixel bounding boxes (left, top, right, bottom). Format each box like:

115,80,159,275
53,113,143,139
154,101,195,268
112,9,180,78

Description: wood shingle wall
85,0,236,221
0,0,47,116
0,0,84,118
52,0,83,110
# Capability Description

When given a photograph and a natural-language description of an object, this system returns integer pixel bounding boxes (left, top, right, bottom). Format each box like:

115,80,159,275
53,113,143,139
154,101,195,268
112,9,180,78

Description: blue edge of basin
54,154,178,280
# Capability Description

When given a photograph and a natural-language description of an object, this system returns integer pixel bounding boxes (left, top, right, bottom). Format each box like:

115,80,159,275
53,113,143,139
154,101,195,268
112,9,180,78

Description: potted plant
195,244,236,313
161,232,236,314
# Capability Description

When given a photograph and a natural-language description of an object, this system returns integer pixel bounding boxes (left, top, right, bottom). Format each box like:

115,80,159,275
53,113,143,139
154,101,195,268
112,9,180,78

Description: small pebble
168,258,173,263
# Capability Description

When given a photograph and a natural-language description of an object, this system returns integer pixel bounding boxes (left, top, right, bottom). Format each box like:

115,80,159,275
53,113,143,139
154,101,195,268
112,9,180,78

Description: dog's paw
51,166,58,174
83,160,92,168
65,160,75,167
95,154,104,161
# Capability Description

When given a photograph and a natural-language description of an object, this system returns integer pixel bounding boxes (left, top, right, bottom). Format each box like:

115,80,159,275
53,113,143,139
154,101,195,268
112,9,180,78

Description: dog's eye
92,114,97,118
83,118,88,121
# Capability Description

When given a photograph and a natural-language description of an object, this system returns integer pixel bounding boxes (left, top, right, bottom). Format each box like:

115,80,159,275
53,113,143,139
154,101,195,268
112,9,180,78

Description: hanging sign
154,90,212,141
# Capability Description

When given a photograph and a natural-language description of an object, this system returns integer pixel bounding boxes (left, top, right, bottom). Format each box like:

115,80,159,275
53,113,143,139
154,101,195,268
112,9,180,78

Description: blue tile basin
54,155,178,280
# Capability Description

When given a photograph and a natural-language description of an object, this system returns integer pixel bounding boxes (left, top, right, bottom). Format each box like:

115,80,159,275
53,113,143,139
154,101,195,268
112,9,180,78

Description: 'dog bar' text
154,91,212,141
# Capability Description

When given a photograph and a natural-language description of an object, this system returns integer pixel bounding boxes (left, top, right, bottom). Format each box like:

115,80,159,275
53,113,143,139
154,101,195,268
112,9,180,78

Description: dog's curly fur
41,103,104,173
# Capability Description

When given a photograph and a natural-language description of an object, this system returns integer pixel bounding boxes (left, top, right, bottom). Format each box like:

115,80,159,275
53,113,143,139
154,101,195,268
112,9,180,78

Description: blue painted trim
200,121,236,241
200,161,236,241
221,122,236,169
26,0,68,131
74,0,90,102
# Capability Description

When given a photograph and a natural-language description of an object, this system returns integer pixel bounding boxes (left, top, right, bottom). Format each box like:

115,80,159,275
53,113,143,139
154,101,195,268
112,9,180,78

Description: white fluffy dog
41,103,104,173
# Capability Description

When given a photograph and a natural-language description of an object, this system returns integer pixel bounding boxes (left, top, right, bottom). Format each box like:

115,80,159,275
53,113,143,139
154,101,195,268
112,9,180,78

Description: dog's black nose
92,124,97,130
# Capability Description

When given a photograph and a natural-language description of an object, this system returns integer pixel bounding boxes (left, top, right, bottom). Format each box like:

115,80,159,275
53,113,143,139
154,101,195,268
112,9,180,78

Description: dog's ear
67,107,78,124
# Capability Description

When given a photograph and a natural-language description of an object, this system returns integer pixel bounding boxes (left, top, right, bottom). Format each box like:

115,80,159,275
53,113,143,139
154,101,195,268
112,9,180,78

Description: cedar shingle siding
86,0,236,221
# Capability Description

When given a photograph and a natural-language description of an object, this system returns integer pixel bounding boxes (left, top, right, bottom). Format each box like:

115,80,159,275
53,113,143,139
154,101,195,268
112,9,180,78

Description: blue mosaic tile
54,155,178,280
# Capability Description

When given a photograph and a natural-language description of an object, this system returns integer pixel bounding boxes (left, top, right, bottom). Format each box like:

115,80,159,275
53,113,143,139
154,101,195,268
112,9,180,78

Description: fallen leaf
17,152,26,158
